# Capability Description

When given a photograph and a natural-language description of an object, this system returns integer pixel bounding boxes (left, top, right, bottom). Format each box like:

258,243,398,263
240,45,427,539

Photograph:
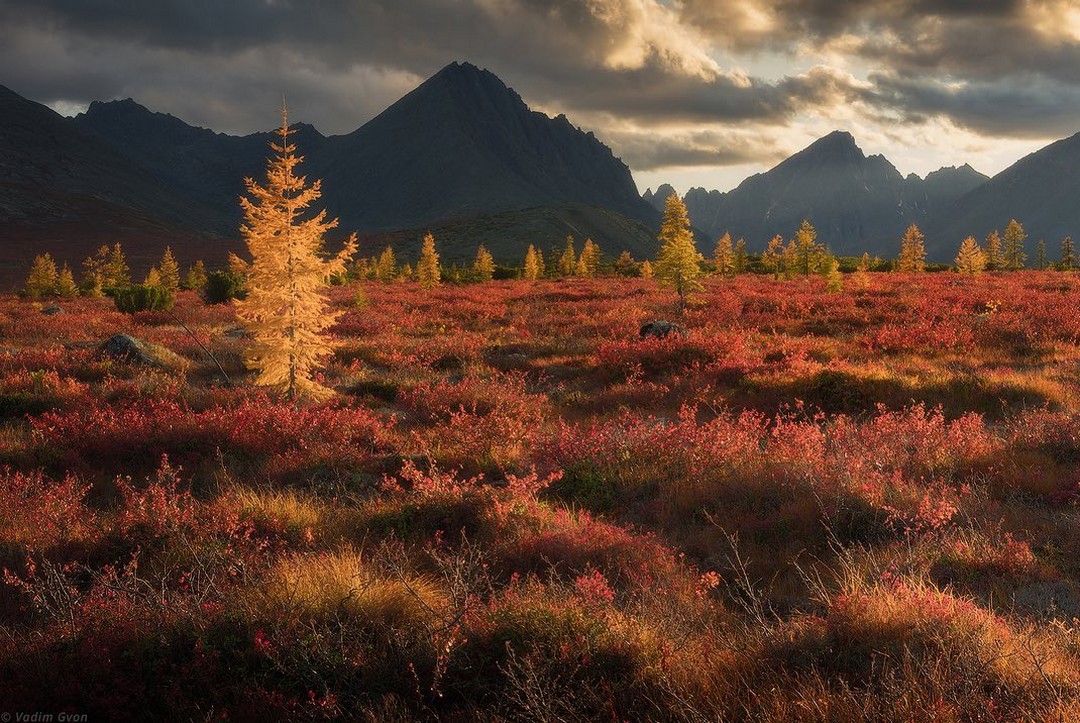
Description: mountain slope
72,61,657,262
928,132,1080,259
308,61,654,233
679,131,926,256
0,84,229,283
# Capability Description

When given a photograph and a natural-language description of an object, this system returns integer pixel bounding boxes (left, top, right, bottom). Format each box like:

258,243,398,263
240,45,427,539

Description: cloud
0,0,1077,181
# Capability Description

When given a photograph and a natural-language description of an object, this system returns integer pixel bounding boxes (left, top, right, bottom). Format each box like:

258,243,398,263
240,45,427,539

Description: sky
2,0,1079,194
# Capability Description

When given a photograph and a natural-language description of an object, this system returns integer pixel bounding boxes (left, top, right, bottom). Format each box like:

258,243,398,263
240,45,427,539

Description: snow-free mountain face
661,131,992,259
927,131,1080,259
0,63,661,284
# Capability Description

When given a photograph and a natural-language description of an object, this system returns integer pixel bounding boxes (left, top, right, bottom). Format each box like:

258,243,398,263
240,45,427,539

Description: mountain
0,85,227,279
672,131,928,257
74,98,325,227
927,132,1080,259
70,61,658,265
650,133,997,259
642,184,677,213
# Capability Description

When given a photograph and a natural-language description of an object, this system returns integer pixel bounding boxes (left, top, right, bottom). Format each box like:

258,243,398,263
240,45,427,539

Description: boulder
639,320,685,340
41,305,64,316
223,326,252,339
98,333,187,371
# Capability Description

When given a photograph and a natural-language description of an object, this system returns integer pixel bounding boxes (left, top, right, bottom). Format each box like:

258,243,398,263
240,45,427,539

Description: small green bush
204,271,247,304
113,284,175,313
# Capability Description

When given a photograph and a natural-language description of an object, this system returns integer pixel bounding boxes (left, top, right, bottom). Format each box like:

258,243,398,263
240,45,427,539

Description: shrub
113,284,175,313
203,270,247,304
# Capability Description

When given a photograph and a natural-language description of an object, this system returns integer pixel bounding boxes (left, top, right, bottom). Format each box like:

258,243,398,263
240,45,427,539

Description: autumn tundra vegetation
3,122,1080,721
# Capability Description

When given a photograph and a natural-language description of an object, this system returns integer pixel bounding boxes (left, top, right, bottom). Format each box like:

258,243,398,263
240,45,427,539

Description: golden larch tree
523,244,542,281
25,253,58,299
762,235,783,279
158,247,181,293
955,236,986,275
578,238,601,277
56,263,79,298
655,193,703,306
417,232,441,290
984,230,1001,271
235,104,357,401
640,260,654,278
144,267,163,287
795,220,820,275
1062,236,1074,271
1002,218,1027,271
713,232,734,276
474,244,495,282
184,260,208,291
733,238,748,274
558,235,577,277
897,224,926,273
376,247,397,281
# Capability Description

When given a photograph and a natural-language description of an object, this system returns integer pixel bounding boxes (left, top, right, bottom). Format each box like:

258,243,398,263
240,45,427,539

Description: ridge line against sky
2,0,1079,194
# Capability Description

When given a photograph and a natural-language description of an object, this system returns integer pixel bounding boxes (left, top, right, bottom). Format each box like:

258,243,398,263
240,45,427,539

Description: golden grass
257,549,447,627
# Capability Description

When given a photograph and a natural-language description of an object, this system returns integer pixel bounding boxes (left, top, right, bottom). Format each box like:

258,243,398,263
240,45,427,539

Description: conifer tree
558,235,577,277
795,219,820,275
81,244,129,294
897,224,926,273
733,238,748,274
158,247,181,293
655,193,703,307
417,232,441,290
1002,218,1027,270
144,267,163,287
25,253,58,299
782,239,799,280
852,252,872,290
574,255,588,277
184,260,208,291
474,244,495,282
1062,236,1075,271
984,230,1001,271
762,235,783,280
639,260,654,279
56,263,79,298
1036,239,1047,270
578,238,601,277
955,236,985,275
613,250,637,276
713,232,735,276
523,244,542,281
81,246,109,296
105,243,130,288
234,104,357,401
822,253,843,292
376,246,397,281
399,263,413,281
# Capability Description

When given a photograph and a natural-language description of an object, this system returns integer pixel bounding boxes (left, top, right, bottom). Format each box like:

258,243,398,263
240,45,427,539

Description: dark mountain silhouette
927,132,1080,260
673,131,943,257
69,61,658,265
0,84,228,281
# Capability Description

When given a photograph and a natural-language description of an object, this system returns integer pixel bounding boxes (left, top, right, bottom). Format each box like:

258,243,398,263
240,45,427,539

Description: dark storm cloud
0,0,1078,169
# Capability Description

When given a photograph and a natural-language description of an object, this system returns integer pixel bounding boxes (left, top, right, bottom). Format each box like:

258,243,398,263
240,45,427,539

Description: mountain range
0,62,657,285
645,130,1080,262
2,60,1080,287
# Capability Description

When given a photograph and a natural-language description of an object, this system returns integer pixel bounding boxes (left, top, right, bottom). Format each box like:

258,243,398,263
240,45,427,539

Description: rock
98,333,187,371
41,306,63,316
223,327,252,339
639,320,685,340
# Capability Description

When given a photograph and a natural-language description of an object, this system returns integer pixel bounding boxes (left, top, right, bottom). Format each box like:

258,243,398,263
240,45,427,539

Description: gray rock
639,320,685,340
98,333,187,371
223,327,252,339
41,306,63,316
